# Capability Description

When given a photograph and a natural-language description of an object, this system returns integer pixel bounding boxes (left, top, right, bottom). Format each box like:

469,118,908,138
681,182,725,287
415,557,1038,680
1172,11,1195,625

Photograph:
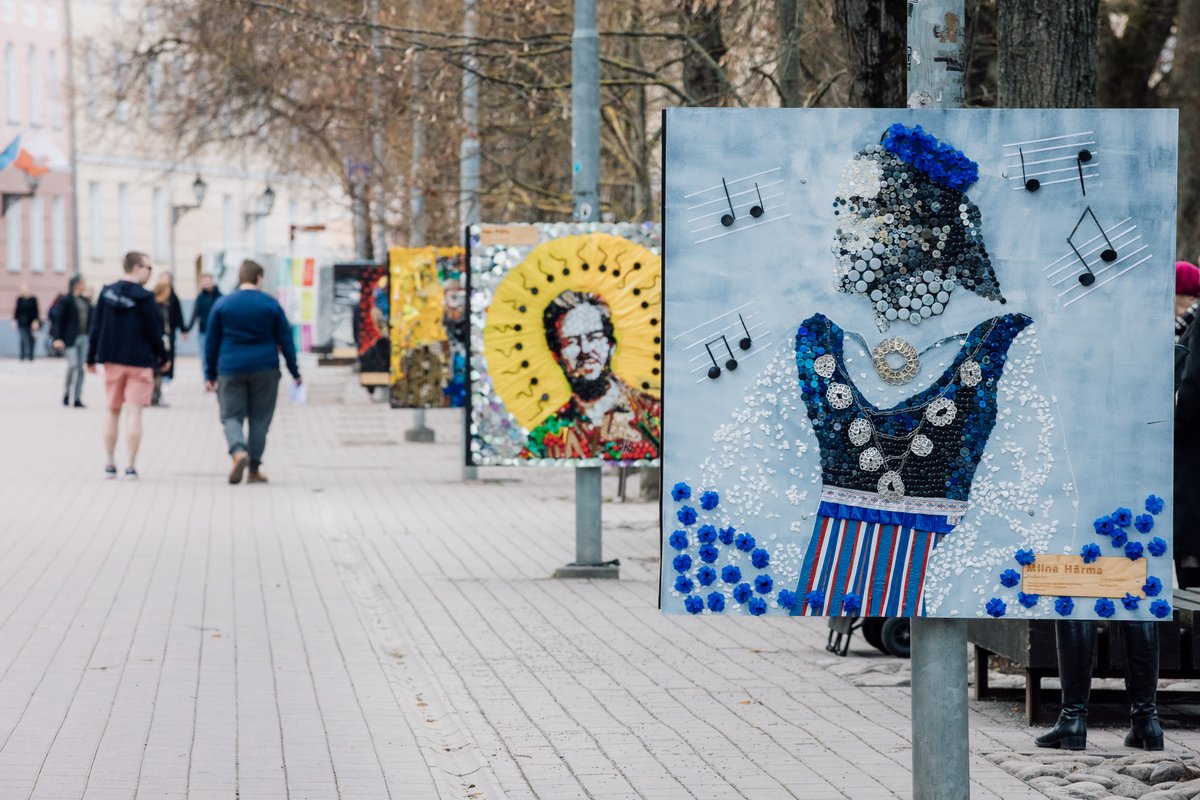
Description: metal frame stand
554,466,619,579
405,408,436,442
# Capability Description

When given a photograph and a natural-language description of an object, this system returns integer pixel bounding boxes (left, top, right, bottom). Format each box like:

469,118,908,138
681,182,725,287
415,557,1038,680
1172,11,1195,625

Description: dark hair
238,259,265,285
68,275,82,293
543,291,615,354
123,251,150,273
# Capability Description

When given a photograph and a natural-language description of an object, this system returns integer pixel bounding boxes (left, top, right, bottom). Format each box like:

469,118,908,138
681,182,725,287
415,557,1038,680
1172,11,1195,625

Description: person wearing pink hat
1176,260,1200,587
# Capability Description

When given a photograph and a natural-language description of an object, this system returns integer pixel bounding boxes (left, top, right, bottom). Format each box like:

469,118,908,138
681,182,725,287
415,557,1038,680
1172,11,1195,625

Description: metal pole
907,3,967,798
553,0,615,579
460,0,481,479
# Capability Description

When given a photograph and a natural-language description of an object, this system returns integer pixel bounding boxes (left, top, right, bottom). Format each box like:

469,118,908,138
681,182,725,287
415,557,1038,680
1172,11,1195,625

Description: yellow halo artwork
482,233,662,433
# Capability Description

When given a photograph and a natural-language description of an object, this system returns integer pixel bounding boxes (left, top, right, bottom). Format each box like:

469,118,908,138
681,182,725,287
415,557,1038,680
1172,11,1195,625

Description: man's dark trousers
217,369,280,469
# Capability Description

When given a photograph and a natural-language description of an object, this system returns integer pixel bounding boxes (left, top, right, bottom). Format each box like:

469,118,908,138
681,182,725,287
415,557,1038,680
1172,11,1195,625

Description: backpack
46,293,66,330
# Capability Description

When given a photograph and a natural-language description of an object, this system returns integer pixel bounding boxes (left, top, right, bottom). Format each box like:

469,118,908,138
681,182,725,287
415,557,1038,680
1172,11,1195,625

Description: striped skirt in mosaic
791,515,947,618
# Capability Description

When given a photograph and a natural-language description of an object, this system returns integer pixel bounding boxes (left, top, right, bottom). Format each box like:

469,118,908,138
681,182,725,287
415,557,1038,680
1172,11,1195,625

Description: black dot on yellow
612,270,620,277
546,275,554,282
652,368,660,375
514,324,522,331
562,268,570,276
650,318,659,325
518,306,526,313
640,301,649,309
634,262,641,270
516,343,524,350
598,264,606,272
641,381,650,389
530,287,538,295
521,360,529,368
653,354,661,361
530,377,539,385
541,393,550,401
582,263,590,271
654,337,661,344
633,288,641,296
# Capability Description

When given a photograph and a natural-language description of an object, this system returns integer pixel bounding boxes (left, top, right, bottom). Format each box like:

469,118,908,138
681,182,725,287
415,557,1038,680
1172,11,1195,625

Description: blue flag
0,136,19,171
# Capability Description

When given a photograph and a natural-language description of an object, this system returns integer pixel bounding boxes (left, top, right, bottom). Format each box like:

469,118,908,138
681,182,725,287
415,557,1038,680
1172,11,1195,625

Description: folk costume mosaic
388,247,467,408
660,109,1177,622
468,223,662,467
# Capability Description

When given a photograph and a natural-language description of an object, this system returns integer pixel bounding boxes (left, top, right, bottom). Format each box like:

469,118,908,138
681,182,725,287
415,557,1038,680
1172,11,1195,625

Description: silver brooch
827,383,853,410
859,446,885,472
848,417,873,447
925,396,957,427
814,354,836,379
878,470,905,499
871,337,921,385
910,433,934,456
959,359,982,387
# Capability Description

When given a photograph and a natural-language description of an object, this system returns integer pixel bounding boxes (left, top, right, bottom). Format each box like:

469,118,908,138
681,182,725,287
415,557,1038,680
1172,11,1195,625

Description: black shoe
73,400,85,408
124,467,138,480
1123,622,1164,750
104,464,117,479
1036,620,1095,750
63,395,69,407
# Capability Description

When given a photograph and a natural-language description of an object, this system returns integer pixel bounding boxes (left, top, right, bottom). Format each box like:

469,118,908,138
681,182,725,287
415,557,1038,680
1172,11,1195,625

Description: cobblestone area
1,356,1198,798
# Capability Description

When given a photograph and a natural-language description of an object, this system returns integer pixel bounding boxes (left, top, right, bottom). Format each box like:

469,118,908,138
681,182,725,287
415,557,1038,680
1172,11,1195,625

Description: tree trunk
682,1,729,106
997,0,1099,107
1175,0,1200,262
831,0,905,107
775,0,807,107
1098,0,1177,107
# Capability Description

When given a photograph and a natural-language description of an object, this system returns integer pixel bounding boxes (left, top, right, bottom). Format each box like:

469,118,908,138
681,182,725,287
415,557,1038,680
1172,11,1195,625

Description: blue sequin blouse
795,312,1033,525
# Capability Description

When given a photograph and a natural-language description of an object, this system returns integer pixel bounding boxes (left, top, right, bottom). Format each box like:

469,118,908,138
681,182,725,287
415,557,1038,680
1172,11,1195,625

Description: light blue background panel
660,109,1177,621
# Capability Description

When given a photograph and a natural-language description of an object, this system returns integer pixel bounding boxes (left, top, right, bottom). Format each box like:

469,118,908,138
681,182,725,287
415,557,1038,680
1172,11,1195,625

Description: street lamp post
169,173,207,277
243,185,276,230
1,172,40,217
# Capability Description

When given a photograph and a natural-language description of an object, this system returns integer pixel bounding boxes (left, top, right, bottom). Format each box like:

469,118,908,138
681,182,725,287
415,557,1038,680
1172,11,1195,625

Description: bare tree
830,0,904,107
998,0,1099,107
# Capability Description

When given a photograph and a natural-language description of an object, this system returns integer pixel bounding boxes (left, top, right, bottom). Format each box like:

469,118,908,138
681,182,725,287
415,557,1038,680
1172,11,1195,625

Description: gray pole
553,0,615,579
460,0,481,479
907,4,968,799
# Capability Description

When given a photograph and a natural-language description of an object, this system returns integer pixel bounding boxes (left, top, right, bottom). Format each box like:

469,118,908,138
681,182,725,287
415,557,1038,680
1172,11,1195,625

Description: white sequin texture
859,447,884,472
910,433,934,456
959,359,982,387
848,417,872,446
814,354,836,379
925,396,957,426
827,383,853,409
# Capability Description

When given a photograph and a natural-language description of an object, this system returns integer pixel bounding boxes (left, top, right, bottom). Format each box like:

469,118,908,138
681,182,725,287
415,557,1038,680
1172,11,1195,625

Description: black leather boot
1122,621,1164,750
1036,620,1094,750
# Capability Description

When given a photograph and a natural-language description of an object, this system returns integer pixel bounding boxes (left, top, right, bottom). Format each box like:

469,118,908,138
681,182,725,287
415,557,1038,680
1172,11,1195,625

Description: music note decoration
1042,209,1151,307
686,169,791,245
673,303,772,384
1003,131,1100,194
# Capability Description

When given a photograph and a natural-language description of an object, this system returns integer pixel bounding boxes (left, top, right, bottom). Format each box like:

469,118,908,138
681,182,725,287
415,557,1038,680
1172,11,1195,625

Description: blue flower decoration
676,506,697,526
684,595,704,614
1122,593,1141,611
698,543,719,564
754,574,773,594
1093,516,1117,537
697,565,717,586
735,532,756,552
1148,537,1167,557
777,589,798,609
721,565,742,584
1095,598,1116,618
751,548,770,569
1018,592,1039,608
880,123,980,191
1135,514,1155,534
1146,495,1165,515
1015,549,1036,566
1150,599,1171,618
672,554,692,573
707,592,726,613
999,569,1020,588
1113,507,1133,528
842,593,862,615
985,598,1007,618
668,530,689,551
718,526,736,545
699,490,719,511
1055,596,1075,616
1125,541,1144,561
805,590,825,611
1080,543,1101,564
1112,530,1128,548
1143,576,1163,597
733,583,753,604
748,597,768,616
697,524,718,544
670,482,691,502
674,575,694,594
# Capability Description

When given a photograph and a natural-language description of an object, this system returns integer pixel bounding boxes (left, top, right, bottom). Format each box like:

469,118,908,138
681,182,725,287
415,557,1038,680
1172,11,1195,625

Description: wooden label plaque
1021,555,1146,598
478,224,540,247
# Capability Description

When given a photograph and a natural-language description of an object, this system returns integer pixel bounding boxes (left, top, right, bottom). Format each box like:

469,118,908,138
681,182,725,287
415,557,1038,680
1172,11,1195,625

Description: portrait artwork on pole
330,262,372,359
355,263,390,388
660,109,1177,621
466,223,662,466
388,246,468,408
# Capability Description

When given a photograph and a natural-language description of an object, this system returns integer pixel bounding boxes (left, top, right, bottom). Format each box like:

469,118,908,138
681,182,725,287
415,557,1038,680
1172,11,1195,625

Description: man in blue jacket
86,251,171,479
205,259,302,484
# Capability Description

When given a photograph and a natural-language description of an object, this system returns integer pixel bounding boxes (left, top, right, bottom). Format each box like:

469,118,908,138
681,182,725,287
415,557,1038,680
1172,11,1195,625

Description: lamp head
259,185,276,215
191,174,207,205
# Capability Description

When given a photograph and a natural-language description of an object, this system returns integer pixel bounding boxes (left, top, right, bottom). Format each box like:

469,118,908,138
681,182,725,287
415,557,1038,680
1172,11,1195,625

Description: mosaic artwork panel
389,247,467,408
355,264,390,387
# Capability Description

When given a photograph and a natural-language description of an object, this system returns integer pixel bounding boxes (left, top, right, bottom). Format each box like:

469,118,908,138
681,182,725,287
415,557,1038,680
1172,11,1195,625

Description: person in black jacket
151,272,185,406
12,284,40,361
86,251,171,479
1176,261,1200,587
188,273,222,377
51,275,93,407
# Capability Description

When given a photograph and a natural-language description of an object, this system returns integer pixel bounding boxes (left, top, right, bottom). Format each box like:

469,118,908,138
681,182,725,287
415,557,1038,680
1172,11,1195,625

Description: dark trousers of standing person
217,370,280,469
18,325,35,360
1037,620,1163,751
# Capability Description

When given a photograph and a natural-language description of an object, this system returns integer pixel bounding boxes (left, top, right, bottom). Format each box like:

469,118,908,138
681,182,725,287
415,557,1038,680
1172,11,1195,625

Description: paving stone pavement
3,356,1199,800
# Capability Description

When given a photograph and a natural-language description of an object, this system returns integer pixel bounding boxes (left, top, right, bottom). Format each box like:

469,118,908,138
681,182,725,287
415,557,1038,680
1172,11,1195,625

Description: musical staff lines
672,302,774,383
684,168,791,245
1002,131,1100,193
1041,214,1151,307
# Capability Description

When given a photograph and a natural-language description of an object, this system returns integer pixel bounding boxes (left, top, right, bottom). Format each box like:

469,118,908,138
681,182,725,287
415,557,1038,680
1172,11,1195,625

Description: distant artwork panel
388,247,467,408
356,264,390,387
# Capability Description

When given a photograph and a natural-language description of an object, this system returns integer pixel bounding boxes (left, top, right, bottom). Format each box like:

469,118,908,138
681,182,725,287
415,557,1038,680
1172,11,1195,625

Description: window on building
222,193,234,244
1,2,14,25
88,181,104,261
29,196,44,273
118,183,131,254
27,45,41,127
5,202,20,272
48,49,61,129
152,187,167,261
4,43,17,124
51,197,66,273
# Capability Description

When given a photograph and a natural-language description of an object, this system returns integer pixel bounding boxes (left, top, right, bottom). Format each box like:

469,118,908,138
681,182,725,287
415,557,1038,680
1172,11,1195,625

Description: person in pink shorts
86,252,171,479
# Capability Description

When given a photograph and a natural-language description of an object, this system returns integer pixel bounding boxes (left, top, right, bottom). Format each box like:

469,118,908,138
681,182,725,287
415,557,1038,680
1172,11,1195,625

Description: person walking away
87,252,171,479
151,272,185,406
13,284,40,361
1175,261,1200,587
205,259,301,484
51,275,93,407
188,273,222,377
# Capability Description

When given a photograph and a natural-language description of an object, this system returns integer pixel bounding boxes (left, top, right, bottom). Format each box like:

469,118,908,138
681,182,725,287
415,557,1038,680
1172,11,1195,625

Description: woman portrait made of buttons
661,109,1177,622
